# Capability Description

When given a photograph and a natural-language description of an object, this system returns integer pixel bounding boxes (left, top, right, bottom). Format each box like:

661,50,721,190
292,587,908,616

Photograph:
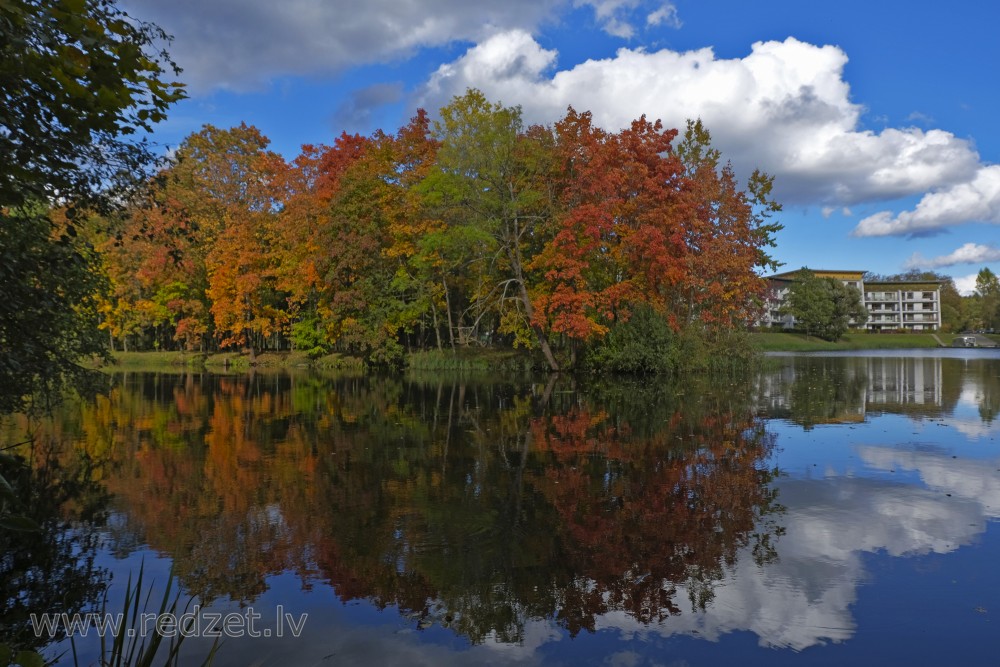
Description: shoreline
95,332,1000,372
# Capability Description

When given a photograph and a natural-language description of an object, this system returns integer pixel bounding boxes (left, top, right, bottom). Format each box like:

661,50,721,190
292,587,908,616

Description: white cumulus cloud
121,0,569,92
905,242,1000,269
854,165,1000,237
122,0,679,93
954,273,980,296
416,32,981,206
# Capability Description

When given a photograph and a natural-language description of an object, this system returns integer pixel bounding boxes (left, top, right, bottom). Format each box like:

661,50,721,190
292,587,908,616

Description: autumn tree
675,119,782,326
530,109,690,355
96,124,286,355
277,113,440,364
384,112,458,351
277,132,369,354
319,131,406,364
423,89,560,369
96,199,211,351
170,124,288,358
320,116,449,365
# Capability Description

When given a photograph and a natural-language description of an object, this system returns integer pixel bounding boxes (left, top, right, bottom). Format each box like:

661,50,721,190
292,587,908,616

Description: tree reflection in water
0,440,108,655
31,370,782,646
9,354,1000,658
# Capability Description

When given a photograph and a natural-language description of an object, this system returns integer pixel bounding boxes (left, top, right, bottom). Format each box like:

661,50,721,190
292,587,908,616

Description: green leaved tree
782,268,868,341
0,0,185,209
1,0,184,414
974,267,1000,331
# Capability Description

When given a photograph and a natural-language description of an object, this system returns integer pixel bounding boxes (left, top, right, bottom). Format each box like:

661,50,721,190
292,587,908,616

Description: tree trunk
517,279,558,371
431,301,443,351
443,276,456,350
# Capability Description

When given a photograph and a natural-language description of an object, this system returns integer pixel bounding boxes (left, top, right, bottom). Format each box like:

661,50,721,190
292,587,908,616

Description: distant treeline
80,90,782,370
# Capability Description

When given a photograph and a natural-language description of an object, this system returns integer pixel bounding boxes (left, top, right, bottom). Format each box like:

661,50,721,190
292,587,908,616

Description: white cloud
121,0,569,92
123,0,679,92
574,0,640,37
858,446,1000,515
906,111,934,125
854,165,1000,237
646,3,681,28
417,32,981,206
822,206,853,219
905,242,1000,269
122,0,993,228
589,471,990,651
955,273,980,295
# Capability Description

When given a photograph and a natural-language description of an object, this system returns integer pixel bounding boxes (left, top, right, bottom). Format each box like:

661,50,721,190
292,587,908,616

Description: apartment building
761,269,942,332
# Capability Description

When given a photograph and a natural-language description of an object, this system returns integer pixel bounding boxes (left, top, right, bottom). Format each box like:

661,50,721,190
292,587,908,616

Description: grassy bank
406,348,535,372
102,350,365,371
101,333,961,372
105,351,208,368
751,332,943,352
101,349,531,372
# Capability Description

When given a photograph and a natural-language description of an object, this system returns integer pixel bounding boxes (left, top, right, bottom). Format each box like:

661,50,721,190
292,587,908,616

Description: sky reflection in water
17,352,1000,666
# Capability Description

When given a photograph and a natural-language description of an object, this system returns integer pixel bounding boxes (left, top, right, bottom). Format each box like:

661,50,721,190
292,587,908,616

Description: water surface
6,353,1000,665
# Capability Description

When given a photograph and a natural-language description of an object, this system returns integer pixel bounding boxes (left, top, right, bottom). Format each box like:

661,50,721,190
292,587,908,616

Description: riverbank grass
751,332,942,352
406,348,535,371
101,333,956,371
103,350,365,371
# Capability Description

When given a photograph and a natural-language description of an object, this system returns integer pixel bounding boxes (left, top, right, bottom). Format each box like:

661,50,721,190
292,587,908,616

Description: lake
6,350,1000,666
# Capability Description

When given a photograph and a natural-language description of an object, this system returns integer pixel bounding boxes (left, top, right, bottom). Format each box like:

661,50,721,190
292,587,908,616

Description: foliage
1,0,185,419
42,371,781,644
974,267,1000,331
674,119,783,325
424,90,560,367
584,305,677,374
84,90,783,371
530,109,687,346
95,563,218,667
289,313,329,357
0,207,108,414
0,0,185,209
781,268,868,341
585,309,764,375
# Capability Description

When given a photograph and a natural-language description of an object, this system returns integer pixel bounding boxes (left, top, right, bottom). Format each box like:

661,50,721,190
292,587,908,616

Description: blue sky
123,0,1000,292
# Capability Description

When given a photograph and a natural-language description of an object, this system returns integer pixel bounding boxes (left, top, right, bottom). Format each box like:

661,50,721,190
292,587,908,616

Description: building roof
765,269,944,291
866,281,943,290
767,269,866,281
